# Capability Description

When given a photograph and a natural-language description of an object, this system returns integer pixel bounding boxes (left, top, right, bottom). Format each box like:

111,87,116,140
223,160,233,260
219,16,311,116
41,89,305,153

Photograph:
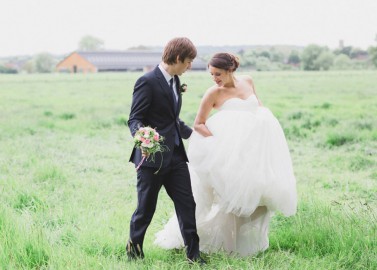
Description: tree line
1,35,377,73
0,36,105,74
236,44,376,71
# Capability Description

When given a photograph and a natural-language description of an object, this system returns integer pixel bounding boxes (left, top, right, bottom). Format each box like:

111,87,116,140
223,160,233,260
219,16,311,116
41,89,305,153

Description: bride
155,53,297,256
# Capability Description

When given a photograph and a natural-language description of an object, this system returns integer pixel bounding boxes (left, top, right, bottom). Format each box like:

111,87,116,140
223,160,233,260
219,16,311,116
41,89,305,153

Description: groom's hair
162,37,197,64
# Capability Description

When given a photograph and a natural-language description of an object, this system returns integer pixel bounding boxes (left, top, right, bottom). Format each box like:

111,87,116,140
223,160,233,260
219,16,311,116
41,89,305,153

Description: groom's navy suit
128,66,200,260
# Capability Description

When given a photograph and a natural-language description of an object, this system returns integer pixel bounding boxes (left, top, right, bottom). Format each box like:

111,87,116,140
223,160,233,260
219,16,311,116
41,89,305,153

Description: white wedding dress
155,95,297,256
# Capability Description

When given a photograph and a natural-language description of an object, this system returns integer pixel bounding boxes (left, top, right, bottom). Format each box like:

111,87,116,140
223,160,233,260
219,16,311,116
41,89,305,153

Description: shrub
327,118,339,127
0,65,18,74
354,120,373,131
59,113,76,120
22,243,49,268
301,119,321,130
326,133,355,147
321,102,331,109
285,125,307,140
115,115,128,126
288,111,303,120
13,193,46,212
349,155,375,171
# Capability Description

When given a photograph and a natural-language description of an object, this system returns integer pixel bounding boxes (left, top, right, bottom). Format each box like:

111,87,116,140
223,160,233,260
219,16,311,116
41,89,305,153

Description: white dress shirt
158,64,178,101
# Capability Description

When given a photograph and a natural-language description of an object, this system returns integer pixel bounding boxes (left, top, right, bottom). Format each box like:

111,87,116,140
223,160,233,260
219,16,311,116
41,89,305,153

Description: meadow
0,70,376,269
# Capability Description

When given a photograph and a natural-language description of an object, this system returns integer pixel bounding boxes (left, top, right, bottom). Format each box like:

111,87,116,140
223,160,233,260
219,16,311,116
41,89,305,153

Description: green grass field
0,71,376,269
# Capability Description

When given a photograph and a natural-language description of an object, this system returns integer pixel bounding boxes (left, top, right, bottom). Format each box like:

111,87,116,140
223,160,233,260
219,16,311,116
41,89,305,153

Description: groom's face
174,57,193,75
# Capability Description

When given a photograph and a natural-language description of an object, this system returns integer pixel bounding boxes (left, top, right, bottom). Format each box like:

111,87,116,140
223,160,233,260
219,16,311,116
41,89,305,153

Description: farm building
56,51,207,73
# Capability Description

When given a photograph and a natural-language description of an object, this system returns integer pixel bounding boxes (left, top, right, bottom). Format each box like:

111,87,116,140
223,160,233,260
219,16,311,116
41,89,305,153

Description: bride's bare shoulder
201,85,220,105
238,75,254,84
205,84,220,97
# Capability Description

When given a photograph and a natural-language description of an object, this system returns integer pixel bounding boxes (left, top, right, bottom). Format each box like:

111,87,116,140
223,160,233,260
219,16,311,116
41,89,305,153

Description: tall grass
0,71,376,269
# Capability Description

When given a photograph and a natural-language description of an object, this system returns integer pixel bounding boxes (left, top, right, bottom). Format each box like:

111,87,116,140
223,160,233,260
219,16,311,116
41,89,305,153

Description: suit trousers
129,145,200,259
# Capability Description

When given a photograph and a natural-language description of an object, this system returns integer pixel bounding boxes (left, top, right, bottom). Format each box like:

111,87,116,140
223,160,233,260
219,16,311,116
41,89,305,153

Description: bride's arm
193,91,215,137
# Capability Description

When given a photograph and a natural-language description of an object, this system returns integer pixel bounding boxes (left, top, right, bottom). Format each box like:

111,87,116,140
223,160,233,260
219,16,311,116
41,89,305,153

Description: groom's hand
140,148,150,158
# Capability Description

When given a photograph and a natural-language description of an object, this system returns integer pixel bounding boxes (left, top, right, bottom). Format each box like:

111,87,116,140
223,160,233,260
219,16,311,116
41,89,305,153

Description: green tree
78,35,104,51
288,50,301,65
333,54,351,70
240,50,257,69
301,44,327,70
21,60,36,73
269,47,284,63
255,56,272,71
34,53,55,73
349,47,368,59
334,46,352,57
0,65,17,74
368,46,377,68
258,51,270,59
314,51,334,70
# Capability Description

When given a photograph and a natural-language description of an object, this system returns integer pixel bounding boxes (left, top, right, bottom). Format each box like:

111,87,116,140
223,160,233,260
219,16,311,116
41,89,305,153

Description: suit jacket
128,66,193,168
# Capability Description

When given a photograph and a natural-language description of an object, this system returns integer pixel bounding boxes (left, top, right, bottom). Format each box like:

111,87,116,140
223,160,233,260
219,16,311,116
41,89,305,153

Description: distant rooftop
77,50,207,71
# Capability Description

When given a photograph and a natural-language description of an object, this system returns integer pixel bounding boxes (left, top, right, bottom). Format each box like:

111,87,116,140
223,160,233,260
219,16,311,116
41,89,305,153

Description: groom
127,37,205,264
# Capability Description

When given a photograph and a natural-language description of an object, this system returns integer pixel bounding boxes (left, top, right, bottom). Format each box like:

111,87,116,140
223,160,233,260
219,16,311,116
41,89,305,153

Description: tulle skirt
155,106,297,256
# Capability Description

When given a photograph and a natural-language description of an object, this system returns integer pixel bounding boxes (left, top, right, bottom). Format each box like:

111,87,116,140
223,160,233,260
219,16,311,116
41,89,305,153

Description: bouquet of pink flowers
133,126,169,173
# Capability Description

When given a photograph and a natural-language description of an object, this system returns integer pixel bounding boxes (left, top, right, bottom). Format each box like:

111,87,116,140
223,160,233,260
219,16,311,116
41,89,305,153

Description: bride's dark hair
209,53,240,72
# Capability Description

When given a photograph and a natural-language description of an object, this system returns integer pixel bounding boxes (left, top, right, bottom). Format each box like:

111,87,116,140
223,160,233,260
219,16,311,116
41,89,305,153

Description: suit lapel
154,67,176,112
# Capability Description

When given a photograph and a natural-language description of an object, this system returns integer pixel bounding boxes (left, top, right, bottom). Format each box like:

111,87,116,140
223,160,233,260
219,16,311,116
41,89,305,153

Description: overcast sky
1,0,376,57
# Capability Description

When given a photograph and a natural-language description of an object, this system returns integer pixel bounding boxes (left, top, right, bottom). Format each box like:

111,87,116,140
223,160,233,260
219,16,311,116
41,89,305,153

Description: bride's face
209,65,231,86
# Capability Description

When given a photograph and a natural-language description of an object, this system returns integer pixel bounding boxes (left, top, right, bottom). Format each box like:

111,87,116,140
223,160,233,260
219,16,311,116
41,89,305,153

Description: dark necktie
169,78,180,146
169,78,178,108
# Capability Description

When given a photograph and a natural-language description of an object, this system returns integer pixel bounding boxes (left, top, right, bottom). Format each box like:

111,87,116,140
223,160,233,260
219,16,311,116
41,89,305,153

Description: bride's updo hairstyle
209,53,240,72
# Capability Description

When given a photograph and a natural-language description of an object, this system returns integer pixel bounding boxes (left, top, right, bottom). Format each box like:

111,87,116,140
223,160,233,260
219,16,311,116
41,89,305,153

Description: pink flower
154,134,159,141
145,139,150,144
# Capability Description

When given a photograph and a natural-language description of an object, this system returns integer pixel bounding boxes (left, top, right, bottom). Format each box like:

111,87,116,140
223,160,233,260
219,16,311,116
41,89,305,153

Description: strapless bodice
219,95,259,111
